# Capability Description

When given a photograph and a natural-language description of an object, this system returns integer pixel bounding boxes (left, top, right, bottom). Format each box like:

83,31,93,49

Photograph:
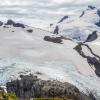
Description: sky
0,0,99,29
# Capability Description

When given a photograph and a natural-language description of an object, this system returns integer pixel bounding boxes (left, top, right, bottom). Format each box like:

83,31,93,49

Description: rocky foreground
5,74,95,100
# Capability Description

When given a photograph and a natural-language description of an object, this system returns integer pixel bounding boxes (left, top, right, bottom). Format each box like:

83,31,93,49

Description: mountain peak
79,6,100,24
50,6,100,42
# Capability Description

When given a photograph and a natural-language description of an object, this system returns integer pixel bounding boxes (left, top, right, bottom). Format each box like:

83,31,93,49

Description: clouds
0,0,99,6
0,0,99,29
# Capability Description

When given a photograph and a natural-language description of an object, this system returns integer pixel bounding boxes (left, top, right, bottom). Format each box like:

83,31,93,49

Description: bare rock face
6,74,92,100
74,43,100,77
5,19,15,25
44,36,62,44
5,19,25,28
95,20,100,27
0,21,3,26
13,23,25,28
27,29,33,33
84,31,98,42
88,5,96,10
53,26,59,35
97,9,100,17
80,11,85,17
58,16,69,23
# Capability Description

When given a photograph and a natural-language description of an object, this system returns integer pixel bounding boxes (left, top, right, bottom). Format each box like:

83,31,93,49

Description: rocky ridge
6,74,94,100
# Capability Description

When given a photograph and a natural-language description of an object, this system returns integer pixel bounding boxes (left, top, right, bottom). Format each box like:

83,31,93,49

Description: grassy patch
0,92,18,100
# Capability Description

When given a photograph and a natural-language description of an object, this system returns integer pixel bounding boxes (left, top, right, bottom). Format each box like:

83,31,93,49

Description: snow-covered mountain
50,6,100,42
0,6,100,99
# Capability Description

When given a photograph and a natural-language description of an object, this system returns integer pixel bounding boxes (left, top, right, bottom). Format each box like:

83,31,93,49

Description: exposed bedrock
84,31,98,43
74,43,100,77
27,29,33,33
5,19,15,25
58,16,69,23
53,26,59,35
5,19,25,28
95,20,100,27
6,74,93,100
80,11,85,17
0,21,3,26
97,9,100,17
44,36,63,44
88,5,96,10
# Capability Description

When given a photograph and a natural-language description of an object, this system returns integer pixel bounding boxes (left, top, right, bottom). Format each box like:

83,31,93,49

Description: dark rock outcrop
95,20,100,27
58,16,69,23
88,5,96,10
5,19,25,28
84,31,98,43
97,9,100,17
5,19,15,25
50,24,53,26
13,23,25,28
0,21,3,26
6,74,92,100
74,43,100,77
74,43,86,58
53,26,59,35
27,29,33,33
80,11,85,17
44,36,62,44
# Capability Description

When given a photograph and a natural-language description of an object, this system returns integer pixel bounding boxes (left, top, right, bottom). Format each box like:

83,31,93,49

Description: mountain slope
0,18,100,99
50,6,100,42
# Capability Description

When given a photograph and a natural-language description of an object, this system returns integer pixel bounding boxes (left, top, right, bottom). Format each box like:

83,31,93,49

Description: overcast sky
0,0,99,29
0,0,99,5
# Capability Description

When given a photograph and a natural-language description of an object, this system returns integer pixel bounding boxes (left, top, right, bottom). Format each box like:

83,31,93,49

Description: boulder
6,74,92,100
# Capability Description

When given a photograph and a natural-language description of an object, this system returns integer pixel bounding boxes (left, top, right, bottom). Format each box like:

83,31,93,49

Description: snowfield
0,6,100,98
50,6,100,42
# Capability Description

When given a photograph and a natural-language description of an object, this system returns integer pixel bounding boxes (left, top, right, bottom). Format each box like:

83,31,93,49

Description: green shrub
0,92,18,100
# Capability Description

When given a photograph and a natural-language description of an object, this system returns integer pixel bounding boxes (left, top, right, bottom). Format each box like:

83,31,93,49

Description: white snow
50,6,100,42
0,22,100,97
